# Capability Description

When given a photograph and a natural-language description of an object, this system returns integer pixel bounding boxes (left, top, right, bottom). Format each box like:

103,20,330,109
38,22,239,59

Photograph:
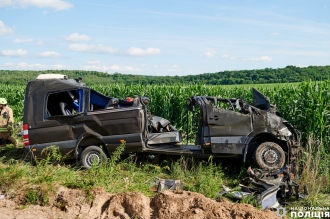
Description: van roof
36,74,68,80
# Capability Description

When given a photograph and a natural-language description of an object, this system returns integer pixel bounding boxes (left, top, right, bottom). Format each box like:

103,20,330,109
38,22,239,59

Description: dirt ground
0,186,280,219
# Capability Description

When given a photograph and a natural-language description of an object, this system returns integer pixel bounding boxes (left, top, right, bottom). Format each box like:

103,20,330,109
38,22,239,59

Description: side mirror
111,98,119,105
105,98,119,108
141,96,150,105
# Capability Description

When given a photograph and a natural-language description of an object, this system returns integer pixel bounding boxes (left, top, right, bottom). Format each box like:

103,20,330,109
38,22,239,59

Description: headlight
279,127,292,136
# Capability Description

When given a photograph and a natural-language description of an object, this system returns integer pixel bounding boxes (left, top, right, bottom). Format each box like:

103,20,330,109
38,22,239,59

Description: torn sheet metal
219,166,308,210
148,177,184,192
157,179,184,192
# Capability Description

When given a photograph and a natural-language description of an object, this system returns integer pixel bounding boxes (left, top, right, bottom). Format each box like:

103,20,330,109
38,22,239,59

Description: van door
29,89,85,159
205,99,253,154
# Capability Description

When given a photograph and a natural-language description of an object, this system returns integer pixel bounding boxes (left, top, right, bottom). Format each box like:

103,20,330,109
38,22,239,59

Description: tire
253,142,285,170
80,146,108,169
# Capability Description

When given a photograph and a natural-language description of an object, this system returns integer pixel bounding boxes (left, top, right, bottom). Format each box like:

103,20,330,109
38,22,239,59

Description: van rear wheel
253,142,285,170
81,146,108,169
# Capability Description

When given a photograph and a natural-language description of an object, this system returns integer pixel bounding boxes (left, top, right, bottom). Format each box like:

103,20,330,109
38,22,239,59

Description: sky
0,0,329,76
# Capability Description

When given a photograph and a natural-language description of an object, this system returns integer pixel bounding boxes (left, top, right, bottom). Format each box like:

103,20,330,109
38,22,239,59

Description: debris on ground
148,177,184,192
219,166,308,210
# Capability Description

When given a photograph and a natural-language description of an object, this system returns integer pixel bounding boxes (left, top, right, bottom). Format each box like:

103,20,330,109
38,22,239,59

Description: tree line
0,65,329,85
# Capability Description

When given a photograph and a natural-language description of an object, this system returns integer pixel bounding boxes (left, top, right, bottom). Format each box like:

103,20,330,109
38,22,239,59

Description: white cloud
65,33,90,42
35,40,44,45
68,43,118,53
127,47,161,56
3,62,15,66
222,54,237,60
87,59,100,64
2,48,27,56
1,0,73,10
245,56,272,61
140,63,146,67
154,65,158,68
0,20,14,36
294,64,308,68
168,64,180,72
201,49,216,58
39,51,60,58
3,62,46,69
14,38,33,43
0,0,13,7
51,64,66,69
82,64,142,72
271,32,280,36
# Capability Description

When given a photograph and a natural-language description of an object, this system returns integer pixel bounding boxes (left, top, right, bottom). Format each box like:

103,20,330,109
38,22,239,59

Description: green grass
0,144,225,203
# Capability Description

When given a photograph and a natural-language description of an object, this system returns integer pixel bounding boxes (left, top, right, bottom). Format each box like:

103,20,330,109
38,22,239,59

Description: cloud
68,43,118,53
35,40,44,45
201,49,216,58
0,0,13,7
13,38,33,43
245,56,272,61
168,64,180,72
222,54,236,60
0,0,73,10
65,33,90,42
39,51,60,58
127,47,161,56
51,64,66,69
82,64,142,72
87,59,100,64
270,32,280,36
0,20,14,36
3,62,46,69
2,48,27,56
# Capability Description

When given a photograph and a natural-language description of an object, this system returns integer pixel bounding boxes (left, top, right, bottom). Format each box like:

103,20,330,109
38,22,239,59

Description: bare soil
0,186,280,219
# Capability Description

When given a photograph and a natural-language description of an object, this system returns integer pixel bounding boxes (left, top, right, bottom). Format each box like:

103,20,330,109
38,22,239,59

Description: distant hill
0,65,329,85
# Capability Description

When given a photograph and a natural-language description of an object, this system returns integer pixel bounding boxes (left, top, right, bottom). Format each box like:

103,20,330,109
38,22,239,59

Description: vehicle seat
60,102,72,115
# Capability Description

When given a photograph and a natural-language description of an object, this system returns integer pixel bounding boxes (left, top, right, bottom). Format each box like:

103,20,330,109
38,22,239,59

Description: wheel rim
261,147,281,167
85,151,101,167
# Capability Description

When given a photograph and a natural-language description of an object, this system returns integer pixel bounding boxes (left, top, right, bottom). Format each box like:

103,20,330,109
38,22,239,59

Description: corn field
1,81,330,157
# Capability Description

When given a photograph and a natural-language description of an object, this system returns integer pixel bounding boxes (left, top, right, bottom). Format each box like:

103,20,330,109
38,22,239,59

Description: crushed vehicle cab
23,74,300,172
186,89,300,172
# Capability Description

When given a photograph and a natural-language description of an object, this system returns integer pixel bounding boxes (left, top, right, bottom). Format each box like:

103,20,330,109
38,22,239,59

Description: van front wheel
253,142,285,170
80,146,108,169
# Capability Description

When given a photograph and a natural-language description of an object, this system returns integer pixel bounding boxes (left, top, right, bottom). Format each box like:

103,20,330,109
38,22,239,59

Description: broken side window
45,89,83,118
89,89,110,111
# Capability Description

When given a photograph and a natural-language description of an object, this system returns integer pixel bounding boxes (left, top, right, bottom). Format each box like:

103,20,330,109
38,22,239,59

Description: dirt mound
0,187,280,219
151,190,279,219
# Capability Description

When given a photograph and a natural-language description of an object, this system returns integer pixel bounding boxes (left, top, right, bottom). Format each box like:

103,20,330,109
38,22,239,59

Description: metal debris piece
220,166,308,210
231,191,252,200
157,179,184,192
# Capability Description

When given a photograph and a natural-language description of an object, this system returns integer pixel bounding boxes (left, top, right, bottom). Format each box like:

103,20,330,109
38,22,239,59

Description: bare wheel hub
85,152,101,166
262,148,279,164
